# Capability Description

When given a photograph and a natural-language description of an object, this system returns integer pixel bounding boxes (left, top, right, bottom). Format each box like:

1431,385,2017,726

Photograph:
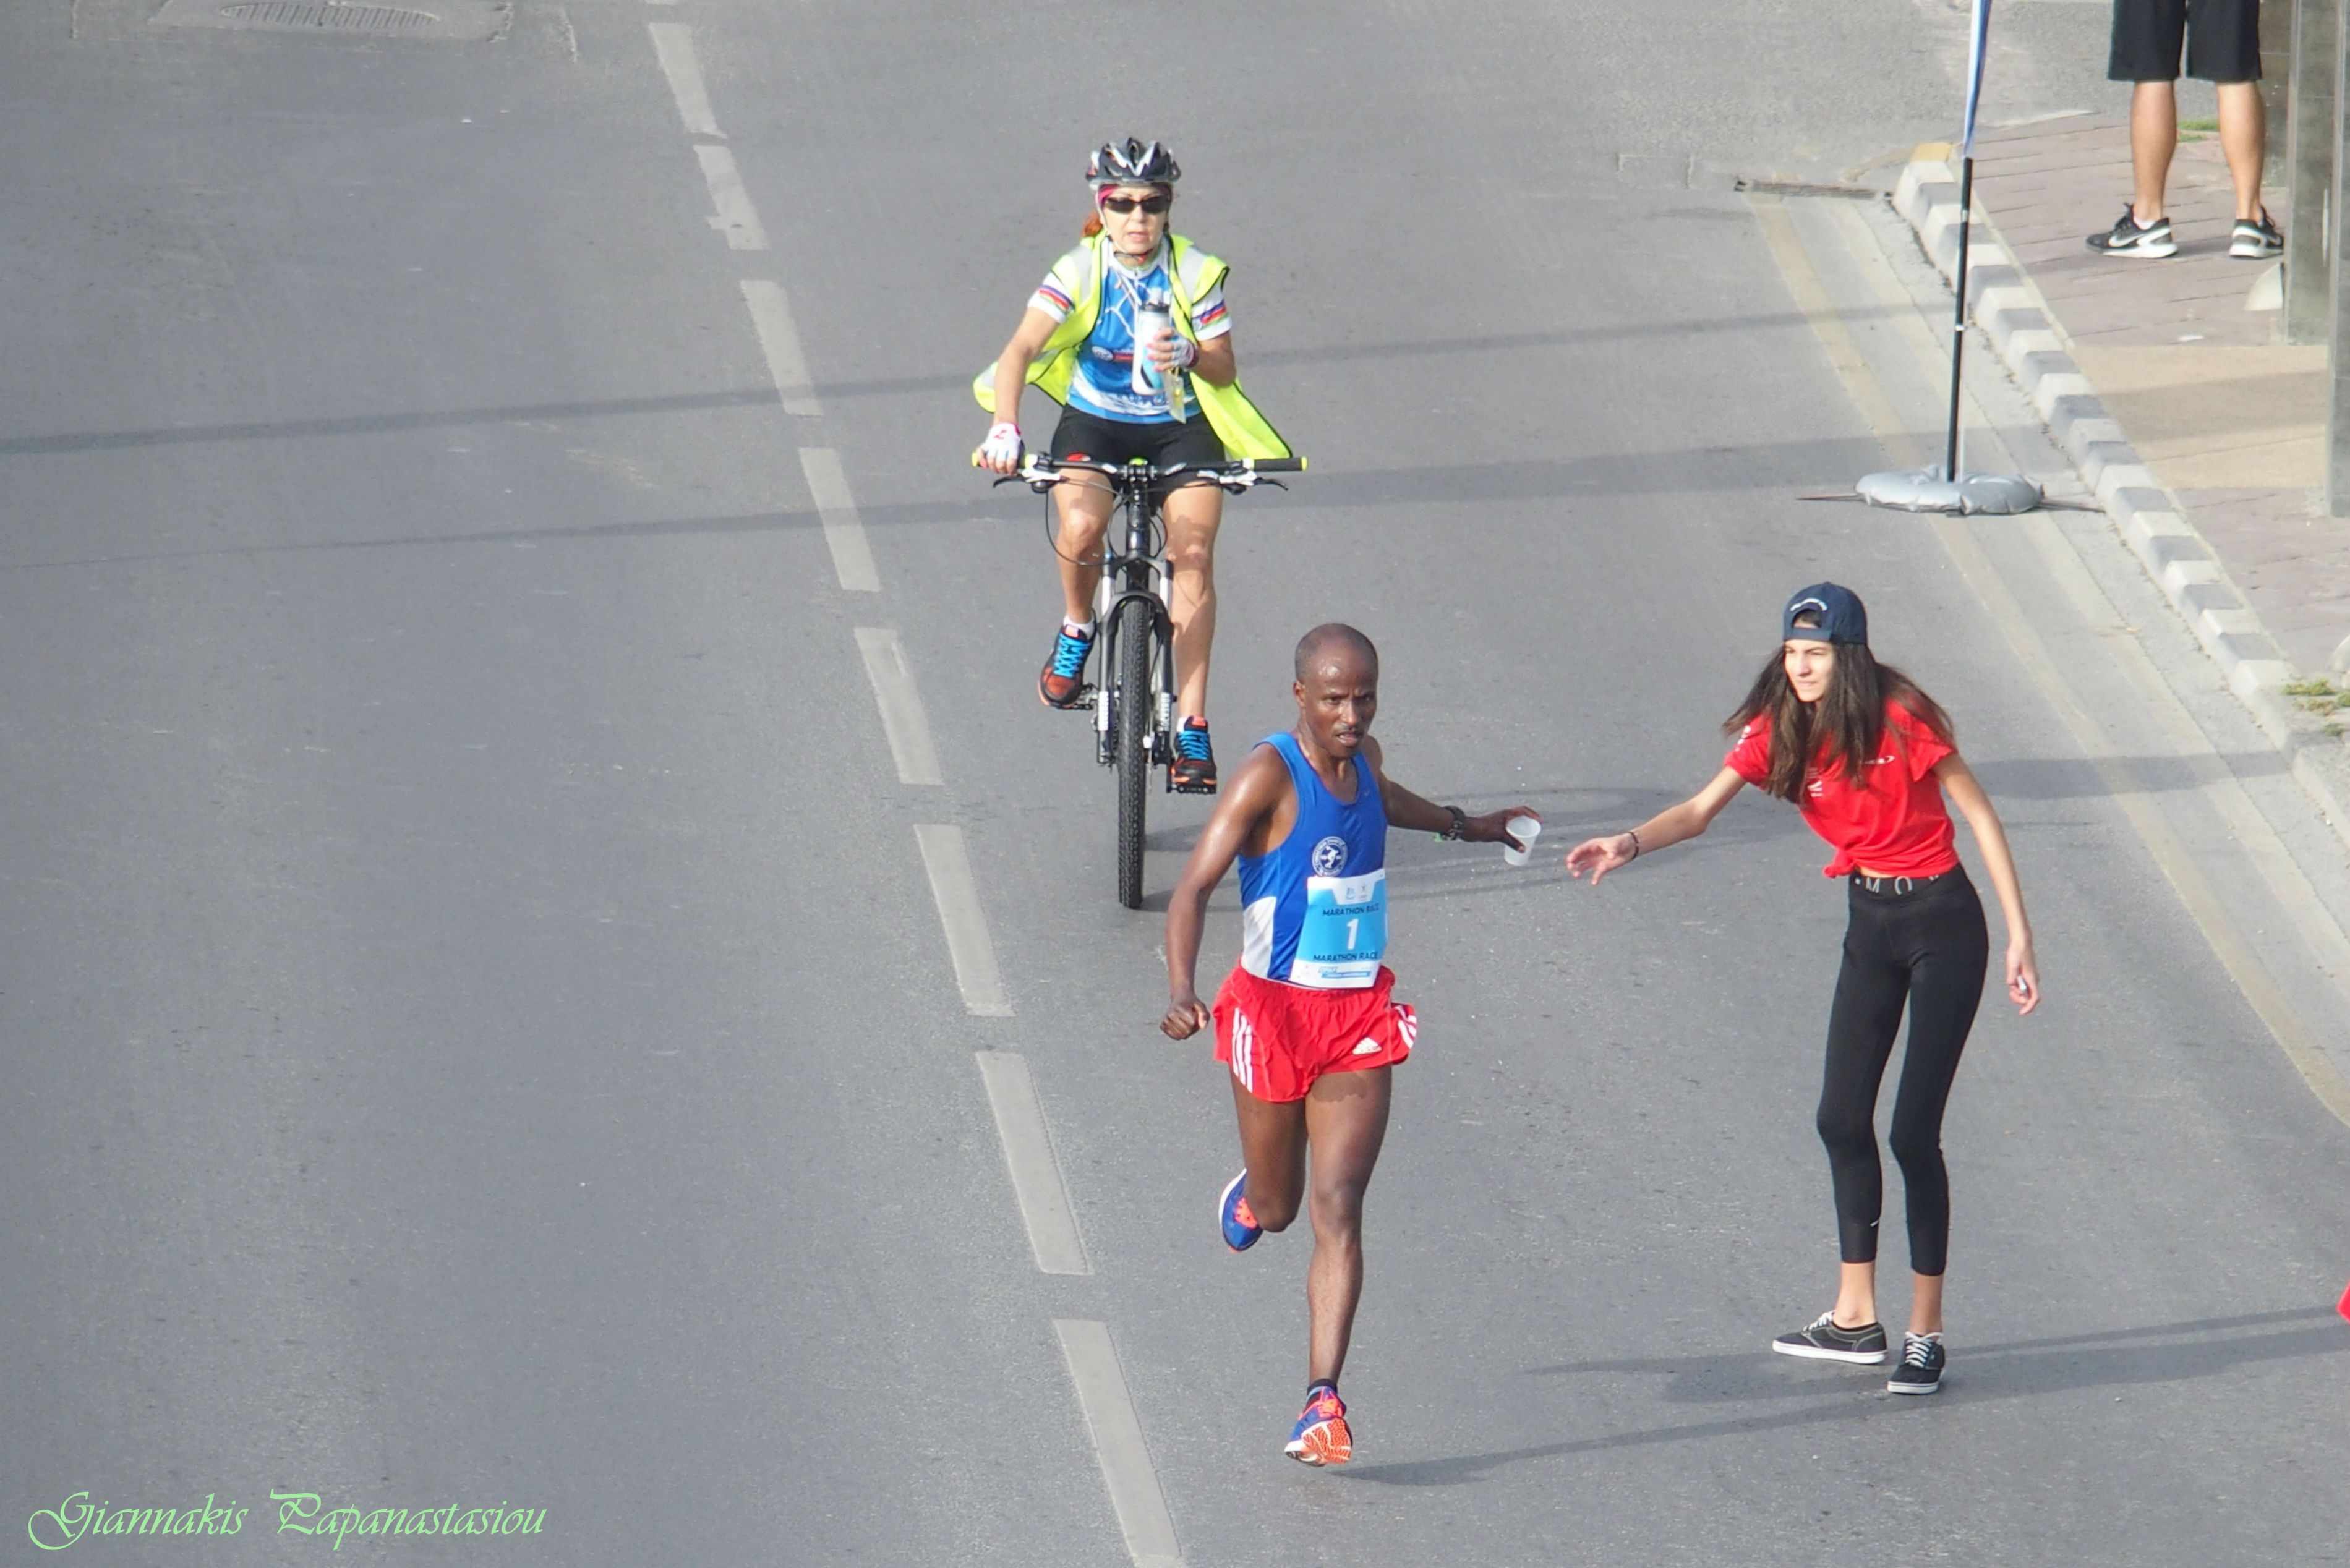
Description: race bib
1289,869,1386,989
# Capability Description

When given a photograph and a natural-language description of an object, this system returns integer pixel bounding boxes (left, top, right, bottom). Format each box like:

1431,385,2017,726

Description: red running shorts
1213,965,1417,1104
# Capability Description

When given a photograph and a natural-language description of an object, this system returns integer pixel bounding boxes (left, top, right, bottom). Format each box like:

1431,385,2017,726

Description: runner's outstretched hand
1465,808,1541,851
1565,832,1638,885
1161,992,1211,1041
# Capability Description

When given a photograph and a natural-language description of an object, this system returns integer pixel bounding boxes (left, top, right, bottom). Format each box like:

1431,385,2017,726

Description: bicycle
988,453,1305,910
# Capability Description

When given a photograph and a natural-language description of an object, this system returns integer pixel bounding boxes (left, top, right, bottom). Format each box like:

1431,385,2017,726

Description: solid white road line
854,628,944,786
799,447,881,592
914,824,1012,1017
646,23,724,138
739,280,823,417
975,1053,1092,1275
694,145,767,250
1052,1320,1185,1568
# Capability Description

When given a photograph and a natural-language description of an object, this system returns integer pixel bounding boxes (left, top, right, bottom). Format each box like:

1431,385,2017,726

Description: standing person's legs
1160,482,1224,725
2194,0,2270,222
1300,1066,1392,1385
2108,0,2187,221
1883,879,1991,1334
2130,80,2181,223
1815,892,1910,1329
2215,81,2266,220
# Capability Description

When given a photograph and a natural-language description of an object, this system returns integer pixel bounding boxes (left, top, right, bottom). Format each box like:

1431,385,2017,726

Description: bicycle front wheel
1113,595,1154,910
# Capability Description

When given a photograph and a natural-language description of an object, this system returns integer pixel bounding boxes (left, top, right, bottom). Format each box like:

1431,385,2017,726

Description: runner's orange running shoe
1284,1386,1351,1466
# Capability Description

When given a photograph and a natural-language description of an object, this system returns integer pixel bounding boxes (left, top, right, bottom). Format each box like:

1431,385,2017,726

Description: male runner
1161,624,1536,1464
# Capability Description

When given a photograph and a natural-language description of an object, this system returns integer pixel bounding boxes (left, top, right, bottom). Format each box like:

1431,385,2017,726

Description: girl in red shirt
1565,584,2040,1395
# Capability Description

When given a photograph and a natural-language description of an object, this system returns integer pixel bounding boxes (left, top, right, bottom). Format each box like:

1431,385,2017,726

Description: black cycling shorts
2108,0,2260,83
1048,407,1226,479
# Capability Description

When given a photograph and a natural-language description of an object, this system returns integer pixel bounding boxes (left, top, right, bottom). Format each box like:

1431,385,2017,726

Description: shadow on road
0,310,1918,459
1335,1307,2346,1487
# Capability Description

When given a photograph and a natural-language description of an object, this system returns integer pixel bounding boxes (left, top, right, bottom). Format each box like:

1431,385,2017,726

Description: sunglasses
1098,194,1171,215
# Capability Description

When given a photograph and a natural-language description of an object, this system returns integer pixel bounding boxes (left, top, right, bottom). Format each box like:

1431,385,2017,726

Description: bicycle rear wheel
1113,595,1153,910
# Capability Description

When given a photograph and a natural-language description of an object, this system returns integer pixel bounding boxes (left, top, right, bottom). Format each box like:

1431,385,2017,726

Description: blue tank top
1236,732,1389,989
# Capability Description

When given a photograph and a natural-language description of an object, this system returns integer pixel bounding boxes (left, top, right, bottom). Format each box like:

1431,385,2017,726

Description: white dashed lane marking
740,279,822,416
1053,1320,1186,1568
975,1052,1091,1276
913,824,1012,1017
630,35,1180,1568
694,145,767,250
646,23,724,138
853,628,943,786
799,447,880,592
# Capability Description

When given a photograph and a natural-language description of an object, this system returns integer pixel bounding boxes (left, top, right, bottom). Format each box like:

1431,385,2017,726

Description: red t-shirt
1724,700,1959,877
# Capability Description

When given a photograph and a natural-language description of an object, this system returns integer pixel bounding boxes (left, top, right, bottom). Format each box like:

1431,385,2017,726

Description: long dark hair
1724,624,1954,803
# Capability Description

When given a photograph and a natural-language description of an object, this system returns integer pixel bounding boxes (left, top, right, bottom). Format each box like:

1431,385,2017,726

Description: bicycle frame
1088,474,1177,775
985,450,1302,907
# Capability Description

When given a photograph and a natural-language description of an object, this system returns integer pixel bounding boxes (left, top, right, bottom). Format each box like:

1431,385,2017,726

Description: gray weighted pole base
1855,467,2043,515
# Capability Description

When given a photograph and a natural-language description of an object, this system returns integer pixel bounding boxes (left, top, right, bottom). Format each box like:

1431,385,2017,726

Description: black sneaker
1887,1332,1946,1395
1169,717,1216,793
2085,208,2177,258
2231,212,2284,259
1771,1311,1889,1364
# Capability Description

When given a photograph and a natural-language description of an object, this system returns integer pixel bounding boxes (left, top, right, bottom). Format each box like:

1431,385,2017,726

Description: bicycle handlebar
972,451,1307,490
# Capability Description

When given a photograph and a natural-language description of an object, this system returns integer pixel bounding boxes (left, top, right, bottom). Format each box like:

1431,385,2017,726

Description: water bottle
1132,293,1184,420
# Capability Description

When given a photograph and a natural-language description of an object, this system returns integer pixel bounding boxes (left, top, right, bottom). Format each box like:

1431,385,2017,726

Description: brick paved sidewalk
1959,115,2350,680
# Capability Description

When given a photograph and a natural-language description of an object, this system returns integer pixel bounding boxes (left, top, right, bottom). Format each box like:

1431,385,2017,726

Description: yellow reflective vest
972,234,1292,461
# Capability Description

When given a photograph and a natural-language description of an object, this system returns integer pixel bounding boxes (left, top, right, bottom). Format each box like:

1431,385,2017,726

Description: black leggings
1816,869,1989,1277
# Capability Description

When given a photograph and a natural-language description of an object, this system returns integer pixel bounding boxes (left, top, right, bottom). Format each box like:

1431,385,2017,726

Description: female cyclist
1563,584,2041,1395
975,138,1291,794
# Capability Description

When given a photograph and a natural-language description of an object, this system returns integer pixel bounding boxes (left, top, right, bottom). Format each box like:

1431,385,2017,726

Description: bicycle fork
1093,522,1174,775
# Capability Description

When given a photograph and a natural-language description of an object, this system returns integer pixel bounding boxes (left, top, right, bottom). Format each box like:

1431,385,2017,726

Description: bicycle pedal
1169,778,1219,796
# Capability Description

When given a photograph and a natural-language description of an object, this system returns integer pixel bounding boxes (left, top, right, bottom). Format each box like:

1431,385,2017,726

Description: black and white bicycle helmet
1088,138,1181,188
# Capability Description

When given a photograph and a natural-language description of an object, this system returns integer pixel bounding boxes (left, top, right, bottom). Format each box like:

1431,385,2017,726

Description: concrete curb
1889,152,2350,853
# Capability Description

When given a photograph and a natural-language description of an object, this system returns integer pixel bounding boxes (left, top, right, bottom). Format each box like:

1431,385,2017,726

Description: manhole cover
151,0,510,40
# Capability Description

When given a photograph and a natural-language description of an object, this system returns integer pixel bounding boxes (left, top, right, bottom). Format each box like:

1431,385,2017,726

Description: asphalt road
4,2,2345,1564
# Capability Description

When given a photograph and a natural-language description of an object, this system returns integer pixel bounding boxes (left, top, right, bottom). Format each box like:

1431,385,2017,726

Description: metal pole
2330,0,2350,512
1946,156,1975,481
2288,0,2339,343
2264,0,2298,178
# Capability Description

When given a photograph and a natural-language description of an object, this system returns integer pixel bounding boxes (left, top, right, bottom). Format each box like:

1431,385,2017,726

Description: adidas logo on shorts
1351,1039,1382,1056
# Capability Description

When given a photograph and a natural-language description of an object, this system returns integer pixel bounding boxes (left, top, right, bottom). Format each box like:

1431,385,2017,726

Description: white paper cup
1500,814,1543,867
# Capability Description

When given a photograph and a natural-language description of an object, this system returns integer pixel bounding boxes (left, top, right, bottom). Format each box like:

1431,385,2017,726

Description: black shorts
2108,0,2260,83
1048,407,1226,479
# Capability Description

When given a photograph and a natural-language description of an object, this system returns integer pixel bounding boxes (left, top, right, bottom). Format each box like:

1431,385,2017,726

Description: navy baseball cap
1782,583,1868,646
